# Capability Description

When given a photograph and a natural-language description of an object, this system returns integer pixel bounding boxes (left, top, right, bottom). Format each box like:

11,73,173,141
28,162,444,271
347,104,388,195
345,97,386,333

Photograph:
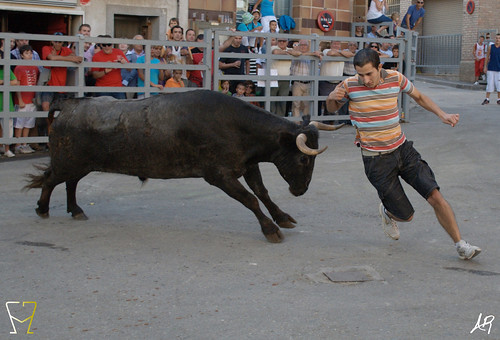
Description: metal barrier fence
1,31,411,146
416,34,462,74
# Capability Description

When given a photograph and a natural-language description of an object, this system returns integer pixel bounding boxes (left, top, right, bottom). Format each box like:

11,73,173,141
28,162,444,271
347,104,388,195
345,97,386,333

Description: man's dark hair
353,48,380,69
196,34,204,41
171,25,184,35
79,24,91,31
392,44,399,51
19,44,33,55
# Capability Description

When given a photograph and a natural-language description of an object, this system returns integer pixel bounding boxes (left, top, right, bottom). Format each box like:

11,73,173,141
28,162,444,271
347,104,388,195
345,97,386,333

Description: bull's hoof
276,214,297,229
36,208,49,218
265,229,284,243
72,212,88,221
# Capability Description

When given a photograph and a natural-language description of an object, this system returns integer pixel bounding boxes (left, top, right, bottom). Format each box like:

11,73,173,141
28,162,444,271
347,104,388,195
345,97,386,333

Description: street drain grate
306,265,384,284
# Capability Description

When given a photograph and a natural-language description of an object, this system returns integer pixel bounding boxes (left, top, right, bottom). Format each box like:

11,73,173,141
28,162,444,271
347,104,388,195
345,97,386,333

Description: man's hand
329,83,347,102
441,113,459,127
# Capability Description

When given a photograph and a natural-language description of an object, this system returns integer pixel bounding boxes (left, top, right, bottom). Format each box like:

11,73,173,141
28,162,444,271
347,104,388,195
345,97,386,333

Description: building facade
1,0,498,81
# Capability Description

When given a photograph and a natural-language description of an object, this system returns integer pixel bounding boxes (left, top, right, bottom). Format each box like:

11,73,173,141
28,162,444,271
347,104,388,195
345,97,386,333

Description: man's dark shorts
362,140,439,220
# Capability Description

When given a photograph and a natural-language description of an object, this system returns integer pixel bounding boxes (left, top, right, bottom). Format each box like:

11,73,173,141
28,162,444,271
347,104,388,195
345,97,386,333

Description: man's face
348,43,357,53
232,36,242,47
101,43,113,54
331,41,341,50
392,48,399,58
416,0,424,9
496,35,500,45
186,30,195,42
79,26,91,36
270,22,278,32
277,39,288,49
51,40,63,51
355,62,382,88
298,40,309,52
172,28,183,41
479,37,484,44
381,42,391,50
16,39,29,48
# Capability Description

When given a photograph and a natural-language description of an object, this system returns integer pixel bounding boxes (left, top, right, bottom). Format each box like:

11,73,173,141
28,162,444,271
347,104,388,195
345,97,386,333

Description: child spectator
244,80,260,107
248,9,264,53
136,45,165,99
0,46,18,157
165,70,185,88
14,44,39,154
219,80,232,96
391,12,401,36
166,17,179,40
232,82,246,98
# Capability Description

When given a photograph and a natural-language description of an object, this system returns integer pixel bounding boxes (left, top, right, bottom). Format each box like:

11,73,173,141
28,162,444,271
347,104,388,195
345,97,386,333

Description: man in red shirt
91,35,128,99
41,32,83,129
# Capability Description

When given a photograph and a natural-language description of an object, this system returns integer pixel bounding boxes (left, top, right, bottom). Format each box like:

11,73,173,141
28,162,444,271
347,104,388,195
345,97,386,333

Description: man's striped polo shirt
340,69,414,152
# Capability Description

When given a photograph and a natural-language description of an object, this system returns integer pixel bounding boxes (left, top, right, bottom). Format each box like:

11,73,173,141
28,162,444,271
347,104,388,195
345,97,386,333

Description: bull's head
277,119,344,196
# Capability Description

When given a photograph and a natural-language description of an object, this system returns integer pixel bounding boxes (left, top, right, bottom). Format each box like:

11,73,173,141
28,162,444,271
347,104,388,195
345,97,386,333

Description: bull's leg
243,164,297,229
66,177,88,220
36,171,64,218
205,174,284,243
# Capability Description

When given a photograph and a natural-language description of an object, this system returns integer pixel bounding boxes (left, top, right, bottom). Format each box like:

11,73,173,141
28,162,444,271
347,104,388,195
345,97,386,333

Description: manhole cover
306,265,384,284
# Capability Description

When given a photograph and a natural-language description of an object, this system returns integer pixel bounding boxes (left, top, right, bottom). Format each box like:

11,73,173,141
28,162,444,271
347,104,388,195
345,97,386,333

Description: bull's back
48,92,265,179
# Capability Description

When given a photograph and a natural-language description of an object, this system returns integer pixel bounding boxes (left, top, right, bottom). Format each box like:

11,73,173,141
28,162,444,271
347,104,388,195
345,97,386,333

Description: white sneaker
473,81,479,85
379,203,399,240
456,240,481,260
4,150,15,158
24,145,35,153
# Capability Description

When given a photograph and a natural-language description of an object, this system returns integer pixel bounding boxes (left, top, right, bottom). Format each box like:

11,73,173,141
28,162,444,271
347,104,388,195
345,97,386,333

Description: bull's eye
299,155,310,166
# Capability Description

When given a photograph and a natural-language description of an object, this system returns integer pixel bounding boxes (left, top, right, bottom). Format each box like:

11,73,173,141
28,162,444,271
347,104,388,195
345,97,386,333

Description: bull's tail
23,164,52,191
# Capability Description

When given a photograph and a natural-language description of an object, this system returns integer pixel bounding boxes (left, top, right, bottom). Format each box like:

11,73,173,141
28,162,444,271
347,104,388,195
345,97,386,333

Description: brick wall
292,0,353,37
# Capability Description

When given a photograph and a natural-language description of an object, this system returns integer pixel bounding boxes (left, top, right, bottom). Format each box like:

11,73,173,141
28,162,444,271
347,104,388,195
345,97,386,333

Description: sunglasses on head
417,1,423,3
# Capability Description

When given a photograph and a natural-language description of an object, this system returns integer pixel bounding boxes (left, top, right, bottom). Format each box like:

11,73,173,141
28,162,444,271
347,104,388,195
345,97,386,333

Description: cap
54,32,64,36
241,12,253,25
252,9,261,17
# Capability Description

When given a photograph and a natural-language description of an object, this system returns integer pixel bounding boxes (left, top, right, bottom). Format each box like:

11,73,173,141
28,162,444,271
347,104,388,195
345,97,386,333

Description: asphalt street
0,81,499,339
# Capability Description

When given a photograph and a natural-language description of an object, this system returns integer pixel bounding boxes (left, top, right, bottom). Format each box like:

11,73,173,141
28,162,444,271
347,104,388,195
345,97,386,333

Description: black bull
26,90,342,243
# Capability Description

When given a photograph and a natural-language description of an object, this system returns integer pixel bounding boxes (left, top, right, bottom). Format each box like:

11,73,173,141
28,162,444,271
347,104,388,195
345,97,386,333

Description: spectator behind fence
10,35,42,72
219,35,250,95
219,79,232,96
164,25,192,87
382,44,402,71
14,44,39,154
232,82,246,98
188,34,205,87
318,41,344,117
366,0,392,37
0,44,19,158
42,32,83,132
270,37,297,117
91,35,128,99
136,45,165,99
290,39,322,120
123,35,144,98
166,17,179,40
401,0,425,31
165,69,185,88
244,80,260,107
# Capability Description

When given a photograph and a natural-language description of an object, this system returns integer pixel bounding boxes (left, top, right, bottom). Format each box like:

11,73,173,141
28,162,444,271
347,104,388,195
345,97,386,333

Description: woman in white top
366,0,392,36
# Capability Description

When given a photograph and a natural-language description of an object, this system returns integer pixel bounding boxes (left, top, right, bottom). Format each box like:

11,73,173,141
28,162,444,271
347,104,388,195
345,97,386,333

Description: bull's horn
309,121,345,131
296,133,327,156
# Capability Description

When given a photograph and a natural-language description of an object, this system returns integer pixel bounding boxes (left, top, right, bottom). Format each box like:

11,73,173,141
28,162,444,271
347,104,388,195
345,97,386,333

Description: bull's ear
302,115,311,126
278,131,295,147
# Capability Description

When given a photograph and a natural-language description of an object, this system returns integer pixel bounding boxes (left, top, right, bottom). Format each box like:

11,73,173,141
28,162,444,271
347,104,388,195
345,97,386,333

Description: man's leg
426,189,460,242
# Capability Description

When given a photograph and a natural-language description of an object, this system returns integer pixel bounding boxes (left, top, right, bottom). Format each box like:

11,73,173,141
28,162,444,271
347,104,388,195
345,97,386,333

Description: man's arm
46,51,83,64
405,12,412,30
483,45,491,73
408,86,459,127
326,82,347,113
413,17,423,31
